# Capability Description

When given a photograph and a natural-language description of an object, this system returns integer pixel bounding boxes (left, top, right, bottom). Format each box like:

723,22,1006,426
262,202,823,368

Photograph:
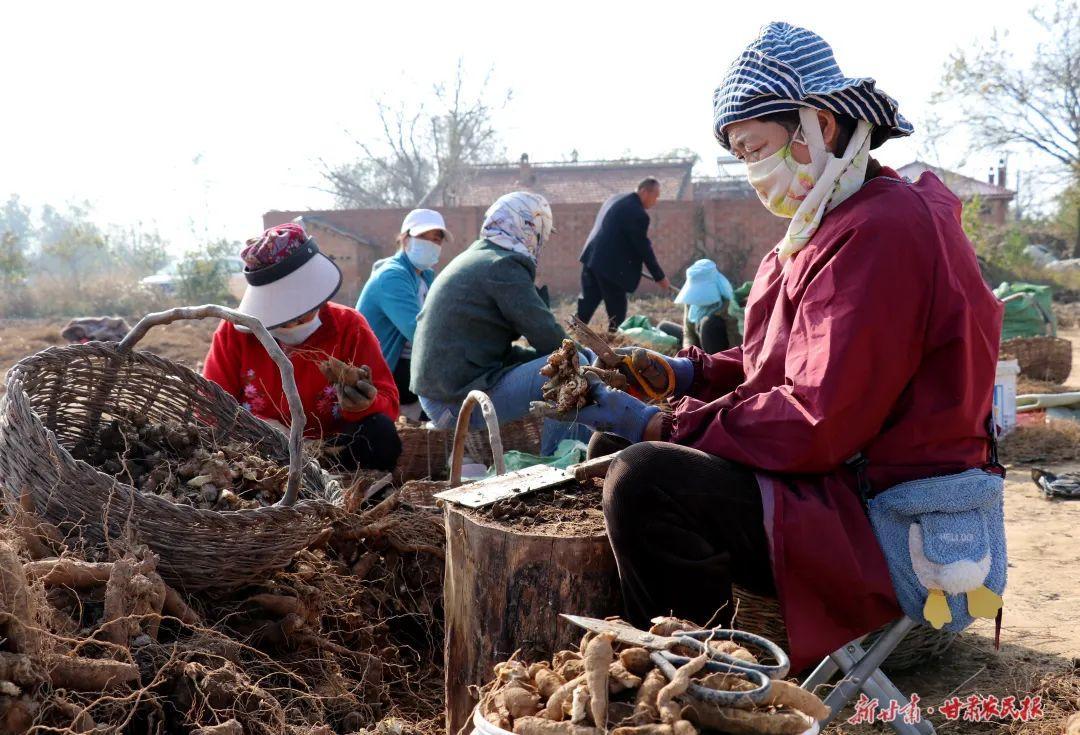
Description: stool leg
826,644,936,735
801,656,840,695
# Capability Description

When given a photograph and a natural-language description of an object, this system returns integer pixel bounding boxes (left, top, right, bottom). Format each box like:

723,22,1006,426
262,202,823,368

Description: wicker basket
398,391,512,507
395,415,543,483
731,585,957,673
1000,336,1073,384
0,306,342,592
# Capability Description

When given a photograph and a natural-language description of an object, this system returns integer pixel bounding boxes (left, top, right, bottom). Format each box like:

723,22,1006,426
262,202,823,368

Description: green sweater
410,239,567,402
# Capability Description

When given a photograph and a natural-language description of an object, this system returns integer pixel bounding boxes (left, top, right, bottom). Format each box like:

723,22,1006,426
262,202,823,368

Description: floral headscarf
776,107,874,263
480,192,554,262
241,223,309,270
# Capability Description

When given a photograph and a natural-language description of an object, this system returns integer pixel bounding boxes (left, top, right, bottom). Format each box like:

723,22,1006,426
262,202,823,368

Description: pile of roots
478,617,828,735
0,478,445,734
70,412,289,510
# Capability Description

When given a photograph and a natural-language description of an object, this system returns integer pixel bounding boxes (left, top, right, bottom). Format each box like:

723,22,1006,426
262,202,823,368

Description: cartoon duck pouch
868,469,1007,631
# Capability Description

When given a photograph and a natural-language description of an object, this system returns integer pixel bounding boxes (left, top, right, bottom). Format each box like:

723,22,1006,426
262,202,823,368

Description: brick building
265,156,1011,307
897,160,1014,225
265,198,785,307
420,154,696,207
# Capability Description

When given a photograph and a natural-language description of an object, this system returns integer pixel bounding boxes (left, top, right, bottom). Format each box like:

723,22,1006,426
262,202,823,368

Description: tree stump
443,505,622,735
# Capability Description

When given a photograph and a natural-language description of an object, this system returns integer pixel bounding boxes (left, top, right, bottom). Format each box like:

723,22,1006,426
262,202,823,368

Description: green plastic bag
617,315,679,353
992,282,1055,340
488,439,589,476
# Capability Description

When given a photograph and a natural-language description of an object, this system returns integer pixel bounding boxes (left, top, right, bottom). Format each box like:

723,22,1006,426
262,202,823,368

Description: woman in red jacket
573,23,1003,671
203,223,401,471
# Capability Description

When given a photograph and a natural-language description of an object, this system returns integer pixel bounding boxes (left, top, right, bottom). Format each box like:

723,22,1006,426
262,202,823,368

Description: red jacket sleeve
339,311,400,422
202,322,243,401
680,345,746,402
671,228,930,474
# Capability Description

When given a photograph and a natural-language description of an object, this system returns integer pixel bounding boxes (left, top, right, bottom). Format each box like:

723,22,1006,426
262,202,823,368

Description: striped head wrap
713,22,912,149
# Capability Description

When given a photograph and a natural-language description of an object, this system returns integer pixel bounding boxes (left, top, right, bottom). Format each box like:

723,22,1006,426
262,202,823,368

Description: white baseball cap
401,209,449,238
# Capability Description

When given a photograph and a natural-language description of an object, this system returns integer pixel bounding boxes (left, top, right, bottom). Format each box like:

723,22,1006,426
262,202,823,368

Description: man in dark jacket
577,177,671,331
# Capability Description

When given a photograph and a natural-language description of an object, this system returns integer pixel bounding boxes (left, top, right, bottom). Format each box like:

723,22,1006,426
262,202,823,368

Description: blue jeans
419,355,592,456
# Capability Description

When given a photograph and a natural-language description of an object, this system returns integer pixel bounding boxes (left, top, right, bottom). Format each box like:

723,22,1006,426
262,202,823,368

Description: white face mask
746,124,827,219
404,236,441,270
271,314,322,345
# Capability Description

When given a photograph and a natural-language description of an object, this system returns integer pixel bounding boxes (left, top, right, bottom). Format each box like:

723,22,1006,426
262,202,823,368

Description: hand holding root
321,357,377,412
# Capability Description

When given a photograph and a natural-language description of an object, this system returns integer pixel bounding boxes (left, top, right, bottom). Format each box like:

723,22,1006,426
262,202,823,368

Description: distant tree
176,239,239,305
935,1,1080,253
107,223,171,276
322,60,509,208
37,203,109,298
0,195,32,285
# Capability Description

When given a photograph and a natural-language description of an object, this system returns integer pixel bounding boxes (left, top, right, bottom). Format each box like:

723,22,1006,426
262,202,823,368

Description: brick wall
264,197,788,304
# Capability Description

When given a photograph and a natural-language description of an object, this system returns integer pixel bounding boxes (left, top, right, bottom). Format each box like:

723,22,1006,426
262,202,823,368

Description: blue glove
576,377,661,442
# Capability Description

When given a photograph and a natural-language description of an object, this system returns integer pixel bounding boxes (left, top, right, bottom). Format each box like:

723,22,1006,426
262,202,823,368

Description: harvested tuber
612,726,672,735
648,617,696,637
761,680,830,722
514,715,600,735
684,703,813,735
583,631,615,729
608,660,643,693
656,655,707,724
319,356,370,387
618,647,652,677
544,675,584,721
535,667,567,699
570,684,591,725
504,686,542,720
634,669,666,722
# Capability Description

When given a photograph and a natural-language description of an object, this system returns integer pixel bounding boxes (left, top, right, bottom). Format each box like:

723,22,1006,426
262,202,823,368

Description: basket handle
118,304,306,508
448,391,506,488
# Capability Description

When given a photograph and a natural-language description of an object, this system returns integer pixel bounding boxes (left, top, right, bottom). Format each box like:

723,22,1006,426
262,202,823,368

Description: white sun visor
236,239,343,329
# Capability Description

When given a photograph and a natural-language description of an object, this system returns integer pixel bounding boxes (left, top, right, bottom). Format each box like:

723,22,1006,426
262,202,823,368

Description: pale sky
0,0,1049,253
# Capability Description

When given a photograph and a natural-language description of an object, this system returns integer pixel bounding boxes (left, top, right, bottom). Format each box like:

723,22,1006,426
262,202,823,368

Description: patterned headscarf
480,192,554,262
241,223,309,270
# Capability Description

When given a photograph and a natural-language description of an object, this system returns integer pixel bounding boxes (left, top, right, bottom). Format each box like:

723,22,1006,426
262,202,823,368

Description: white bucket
994,359,1020,436
468,704,820,735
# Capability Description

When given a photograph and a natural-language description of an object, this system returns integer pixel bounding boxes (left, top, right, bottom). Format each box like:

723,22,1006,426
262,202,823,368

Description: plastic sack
486,439,588,476
617,315,679,353
993,281,1055,340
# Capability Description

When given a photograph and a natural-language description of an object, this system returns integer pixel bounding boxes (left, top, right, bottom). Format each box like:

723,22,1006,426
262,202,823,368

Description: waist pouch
867,469,1006,631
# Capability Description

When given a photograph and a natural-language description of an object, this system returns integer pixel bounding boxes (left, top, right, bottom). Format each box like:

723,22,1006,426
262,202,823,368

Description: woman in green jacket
410,192,590,454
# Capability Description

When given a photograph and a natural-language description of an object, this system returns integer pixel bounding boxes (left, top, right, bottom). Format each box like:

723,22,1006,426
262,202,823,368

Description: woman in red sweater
203,223,401,471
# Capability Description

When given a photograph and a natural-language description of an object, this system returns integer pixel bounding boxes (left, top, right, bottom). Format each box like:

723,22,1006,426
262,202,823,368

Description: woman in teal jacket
357,209,448,420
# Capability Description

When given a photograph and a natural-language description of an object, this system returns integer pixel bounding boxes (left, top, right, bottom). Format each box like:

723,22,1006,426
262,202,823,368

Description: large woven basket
0,306,342,592
731,585,956,673
396,415,542,483
1000,336,1073,384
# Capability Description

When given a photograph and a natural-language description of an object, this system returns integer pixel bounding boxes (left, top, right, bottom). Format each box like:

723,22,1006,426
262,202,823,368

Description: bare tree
322,60,509,209
934,1,1080,252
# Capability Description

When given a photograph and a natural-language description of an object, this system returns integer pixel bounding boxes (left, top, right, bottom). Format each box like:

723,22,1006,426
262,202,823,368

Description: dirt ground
0,309,1077,732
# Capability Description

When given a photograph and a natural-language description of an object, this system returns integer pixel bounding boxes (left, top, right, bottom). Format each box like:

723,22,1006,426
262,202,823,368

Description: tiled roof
897,161,1014,201
692,176,757,200
421,156,696,207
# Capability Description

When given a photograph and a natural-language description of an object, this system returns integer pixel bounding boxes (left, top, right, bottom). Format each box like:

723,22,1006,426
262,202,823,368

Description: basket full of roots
0,305,343,592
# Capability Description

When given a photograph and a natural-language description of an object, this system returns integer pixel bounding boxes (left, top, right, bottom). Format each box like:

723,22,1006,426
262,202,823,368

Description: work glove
576,375,661,442
337,380,378,413
592,347,695,400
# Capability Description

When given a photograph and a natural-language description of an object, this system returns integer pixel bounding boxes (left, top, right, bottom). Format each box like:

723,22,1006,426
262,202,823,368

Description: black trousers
577,266,629,332
323,413,402,472
603,442,775,629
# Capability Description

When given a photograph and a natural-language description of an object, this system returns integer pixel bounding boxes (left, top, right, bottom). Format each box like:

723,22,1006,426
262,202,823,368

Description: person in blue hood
357,209,448,421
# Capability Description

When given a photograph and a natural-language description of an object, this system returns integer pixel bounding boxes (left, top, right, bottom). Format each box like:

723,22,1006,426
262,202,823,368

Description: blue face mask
404,236,441,270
